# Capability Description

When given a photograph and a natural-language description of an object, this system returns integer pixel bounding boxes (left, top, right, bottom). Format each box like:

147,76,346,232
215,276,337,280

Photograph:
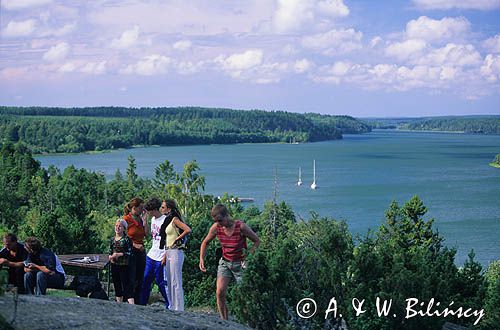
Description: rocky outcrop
0,294,250,330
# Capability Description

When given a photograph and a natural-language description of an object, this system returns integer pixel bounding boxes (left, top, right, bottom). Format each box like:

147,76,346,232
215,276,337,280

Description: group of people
110,197,260,319
109,197,192,310
0,234,66,295
0,199,260,320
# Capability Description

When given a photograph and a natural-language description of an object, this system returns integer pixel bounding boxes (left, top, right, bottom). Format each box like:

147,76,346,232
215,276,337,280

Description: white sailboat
297,167,302,186
311,160,317,190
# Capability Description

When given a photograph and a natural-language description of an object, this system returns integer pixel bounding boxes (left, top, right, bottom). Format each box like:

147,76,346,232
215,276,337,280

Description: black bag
70,275,108,300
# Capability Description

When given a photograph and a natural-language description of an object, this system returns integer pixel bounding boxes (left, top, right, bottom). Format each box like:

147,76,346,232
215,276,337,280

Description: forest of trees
0,107,371,154
364,116,500,134
0,142,498,329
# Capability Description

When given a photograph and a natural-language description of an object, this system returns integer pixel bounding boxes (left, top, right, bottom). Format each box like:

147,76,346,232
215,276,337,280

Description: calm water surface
36,130,500,266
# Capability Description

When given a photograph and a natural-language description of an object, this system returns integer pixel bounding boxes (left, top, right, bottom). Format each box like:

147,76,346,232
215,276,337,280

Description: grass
46,289,78,298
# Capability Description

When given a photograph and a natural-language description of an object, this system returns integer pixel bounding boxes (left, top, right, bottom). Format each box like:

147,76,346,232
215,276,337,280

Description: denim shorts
217,258,244,283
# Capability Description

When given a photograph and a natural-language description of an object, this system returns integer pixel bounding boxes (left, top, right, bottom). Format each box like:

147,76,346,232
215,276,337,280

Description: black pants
111,263,133,300
7,266,25,293
129,247,146,304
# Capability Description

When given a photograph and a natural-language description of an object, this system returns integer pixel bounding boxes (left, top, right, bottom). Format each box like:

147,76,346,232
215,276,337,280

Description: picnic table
58,254,111,297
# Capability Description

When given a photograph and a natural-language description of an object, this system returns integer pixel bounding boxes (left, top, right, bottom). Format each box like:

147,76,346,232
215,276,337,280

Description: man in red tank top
199,204,260,320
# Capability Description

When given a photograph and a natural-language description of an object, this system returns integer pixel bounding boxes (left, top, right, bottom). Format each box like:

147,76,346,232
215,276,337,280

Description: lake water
36,130,500,266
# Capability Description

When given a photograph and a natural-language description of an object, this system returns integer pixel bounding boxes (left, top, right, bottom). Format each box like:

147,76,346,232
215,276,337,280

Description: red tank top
124,213,145,245
216,220,247,261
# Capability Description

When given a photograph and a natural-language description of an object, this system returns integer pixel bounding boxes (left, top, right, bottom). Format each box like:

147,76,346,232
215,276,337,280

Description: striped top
216,220,247,262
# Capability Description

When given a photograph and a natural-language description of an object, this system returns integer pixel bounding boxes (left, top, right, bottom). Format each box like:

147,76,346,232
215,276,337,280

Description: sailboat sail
311,160,317,189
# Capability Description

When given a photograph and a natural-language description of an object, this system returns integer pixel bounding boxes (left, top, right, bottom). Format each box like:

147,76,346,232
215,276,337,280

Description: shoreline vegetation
489,154,500,168
0,106,370,155
364,115,500,134
0,141,499,329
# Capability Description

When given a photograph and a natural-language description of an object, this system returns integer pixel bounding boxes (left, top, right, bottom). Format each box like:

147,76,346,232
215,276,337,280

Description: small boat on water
311,160,317,190
297,166,302,186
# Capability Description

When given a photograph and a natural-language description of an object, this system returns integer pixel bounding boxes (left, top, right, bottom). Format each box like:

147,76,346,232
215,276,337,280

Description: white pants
164,249,184,311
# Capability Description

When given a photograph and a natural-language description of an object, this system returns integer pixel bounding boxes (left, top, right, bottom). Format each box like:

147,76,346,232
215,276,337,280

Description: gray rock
0,294,250,330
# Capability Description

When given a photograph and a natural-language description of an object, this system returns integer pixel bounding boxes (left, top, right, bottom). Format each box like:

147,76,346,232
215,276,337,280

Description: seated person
0,233,28,293
23,237,66,295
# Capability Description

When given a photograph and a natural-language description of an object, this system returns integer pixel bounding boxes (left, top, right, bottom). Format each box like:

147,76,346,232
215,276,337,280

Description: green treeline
0,142,498,329
364,116,500,134
0,106,371,153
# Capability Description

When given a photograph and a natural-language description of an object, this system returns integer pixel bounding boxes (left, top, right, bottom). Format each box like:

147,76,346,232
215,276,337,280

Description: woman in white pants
160,199,191,311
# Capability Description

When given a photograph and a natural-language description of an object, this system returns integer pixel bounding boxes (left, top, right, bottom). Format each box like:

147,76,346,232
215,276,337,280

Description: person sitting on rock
0,233,28,293
23,237,66,295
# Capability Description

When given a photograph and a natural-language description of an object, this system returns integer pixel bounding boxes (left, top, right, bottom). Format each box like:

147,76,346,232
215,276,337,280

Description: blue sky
1,0,500,117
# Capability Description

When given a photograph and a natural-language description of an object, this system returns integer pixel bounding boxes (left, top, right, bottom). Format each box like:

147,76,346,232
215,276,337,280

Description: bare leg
216,276,231,320
127,297,135,304
115,296,123,303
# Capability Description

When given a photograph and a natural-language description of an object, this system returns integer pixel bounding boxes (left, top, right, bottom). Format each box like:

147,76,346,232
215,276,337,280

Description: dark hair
211,204,229,220
24,237,42,253
163,199,183,221
145,197,162,211
124,197,144,215
3,233,17,242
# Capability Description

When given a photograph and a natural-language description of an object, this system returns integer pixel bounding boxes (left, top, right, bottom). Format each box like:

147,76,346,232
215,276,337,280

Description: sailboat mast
311,159,317,189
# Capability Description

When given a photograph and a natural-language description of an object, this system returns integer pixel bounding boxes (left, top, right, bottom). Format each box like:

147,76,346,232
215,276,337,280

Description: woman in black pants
123,197,148,304
109,219,134,303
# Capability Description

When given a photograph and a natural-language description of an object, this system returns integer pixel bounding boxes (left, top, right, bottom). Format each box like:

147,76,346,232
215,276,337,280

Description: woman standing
159,199,191,311
141,197,169,307
123,197,147,304
109,219,134,304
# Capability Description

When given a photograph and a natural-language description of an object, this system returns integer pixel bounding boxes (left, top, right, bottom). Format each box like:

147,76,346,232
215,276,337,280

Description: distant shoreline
34,141,308,157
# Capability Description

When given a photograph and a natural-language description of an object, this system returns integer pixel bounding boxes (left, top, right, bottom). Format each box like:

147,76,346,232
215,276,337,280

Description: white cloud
301,28,363,55
370,36,383,48
294,59,313,73
58,62,76,73
122,55,172,76
48,22,76,37
111,25,141,49
406,16,470,43
440,66,457,80
3,19,37,37
2,0,52,10
0,67,30,80
416,43,482,66
309,59,491,97
218,49,263,72
330,61,353,75
88,2,274,36
317,0,349,16
385,39,427,61
42,42,69,62
273,0,314,33
412,0,500,10
481,54,500,82
272,0,349,33
173,40,192,51
176,61,205,75
213,51,298,83
483,34,500,53
80,61,107,75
